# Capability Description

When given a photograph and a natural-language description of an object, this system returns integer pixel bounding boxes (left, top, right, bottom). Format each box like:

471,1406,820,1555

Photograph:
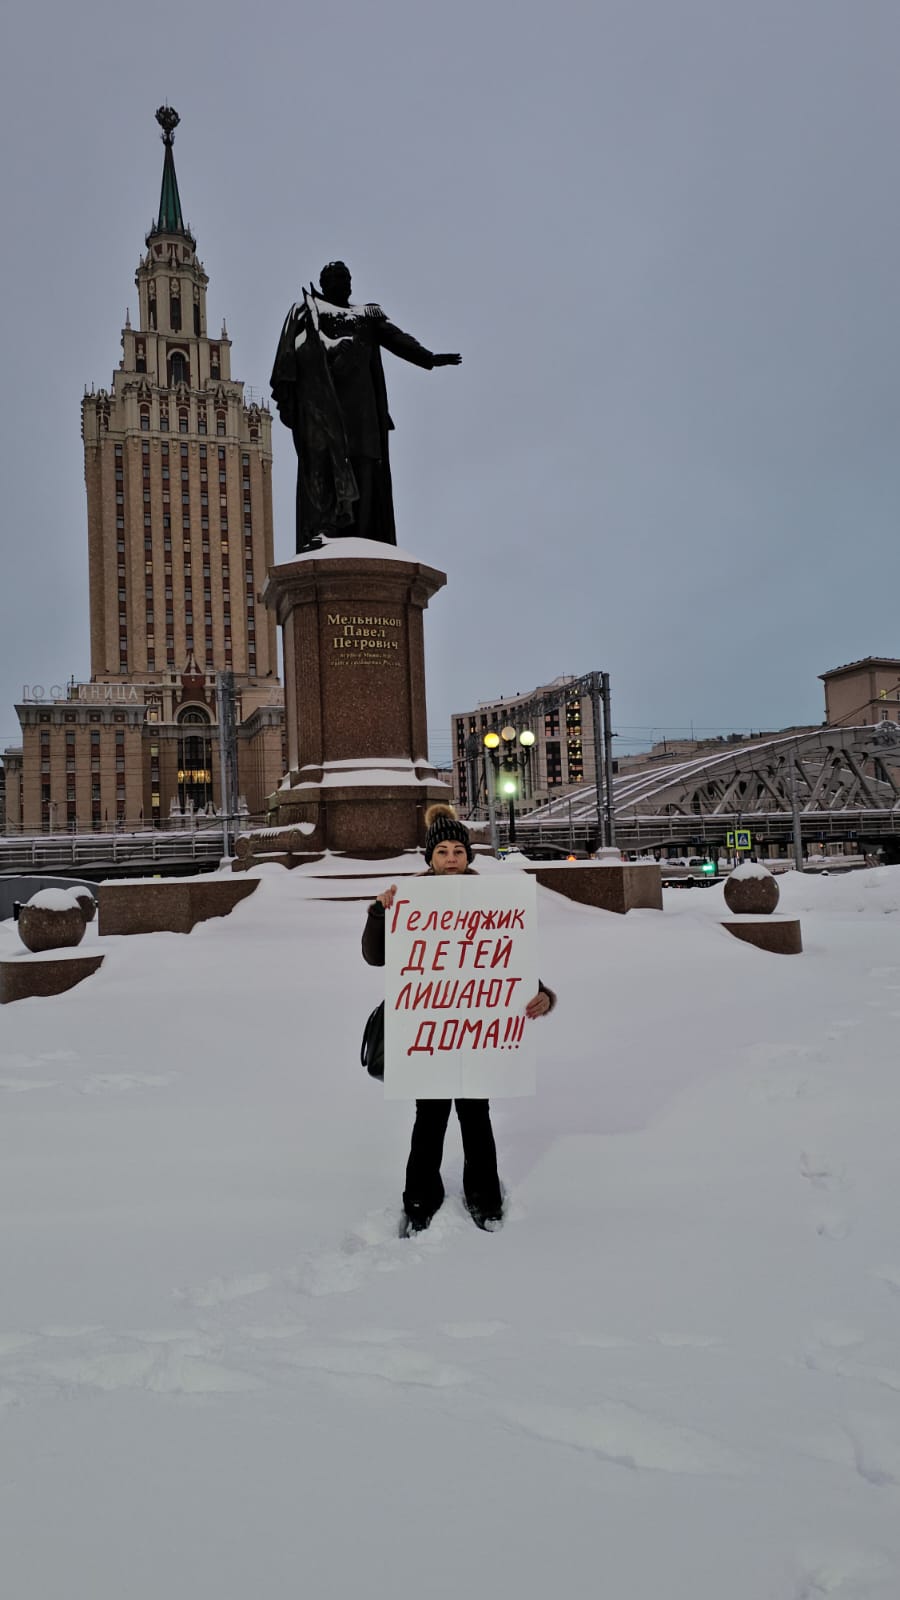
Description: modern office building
451,675,601,816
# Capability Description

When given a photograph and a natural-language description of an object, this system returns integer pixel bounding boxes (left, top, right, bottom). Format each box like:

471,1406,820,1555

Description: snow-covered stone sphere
18,889,87,952
723,861,780,916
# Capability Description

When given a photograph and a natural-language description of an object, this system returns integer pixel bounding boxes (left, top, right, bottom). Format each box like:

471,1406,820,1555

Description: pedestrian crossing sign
727,829,752,851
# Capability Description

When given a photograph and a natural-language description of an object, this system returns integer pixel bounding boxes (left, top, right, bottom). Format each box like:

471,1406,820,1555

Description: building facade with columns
4,108,284,833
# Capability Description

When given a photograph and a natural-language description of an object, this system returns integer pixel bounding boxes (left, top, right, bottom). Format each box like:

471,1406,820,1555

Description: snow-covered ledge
284,757,449,791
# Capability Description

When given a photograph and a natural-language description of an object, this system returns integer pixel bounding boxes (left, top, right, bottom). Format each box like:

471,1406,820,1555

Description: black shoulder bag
361,1001,385,1080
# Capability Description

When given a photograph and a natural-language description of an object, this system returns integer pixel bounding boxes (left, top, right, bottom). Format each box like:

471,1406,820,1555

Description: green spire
148,106,194,243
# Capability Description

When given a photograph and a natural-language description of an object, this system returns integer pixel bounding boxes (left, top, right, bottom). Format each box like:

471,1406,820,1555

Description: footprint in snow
844,1413,900,1488
800,1152,846,1191
78,1072,173,1094
0,1326,262,1404
440,1321,508,1340
870,1265,900,1297
500,1397,746,1476
793,1546,898,1599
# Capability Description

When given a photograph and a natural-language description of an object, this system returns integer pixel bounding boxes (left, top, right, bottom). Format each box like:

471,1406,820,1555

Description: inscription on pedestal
327,610,403,669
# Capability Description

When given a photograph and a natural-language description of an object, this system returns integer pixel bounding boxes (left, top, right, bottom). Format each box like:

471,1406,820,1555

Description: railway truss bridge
521,722,900,859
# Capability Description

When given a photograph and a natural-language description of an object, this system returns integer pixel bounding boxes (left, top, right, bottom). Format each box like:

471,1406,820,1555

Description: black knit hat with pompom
423,803,473,865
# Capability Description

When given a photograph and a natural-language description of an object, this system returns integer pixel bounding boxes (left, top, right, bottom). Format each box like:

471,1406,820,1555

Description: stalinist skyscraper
8,109,284,832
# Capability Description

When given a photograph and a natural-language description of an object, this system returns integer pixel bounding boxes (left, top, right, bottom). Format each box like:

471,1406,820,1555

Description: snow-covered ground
2,861,899,1599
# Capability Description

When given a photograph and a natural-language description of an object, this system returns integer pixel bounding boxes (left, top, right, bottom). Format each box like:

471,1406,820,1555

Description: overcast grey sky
1,0,898,764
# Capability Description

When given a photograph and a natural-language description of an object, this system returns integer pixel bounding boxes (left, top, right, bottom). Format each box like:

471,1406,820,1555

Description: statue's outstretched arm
378,320,461,371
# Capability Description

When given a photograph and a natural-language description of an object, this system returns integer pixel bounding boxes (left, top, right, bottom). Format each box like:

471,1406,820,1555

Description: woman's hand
376,884,398,911
525,990,551,1020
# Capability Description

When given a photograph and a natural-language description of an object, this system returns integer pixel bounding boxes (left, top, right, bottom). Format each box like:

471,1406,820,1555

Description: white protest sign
383,875,539,1100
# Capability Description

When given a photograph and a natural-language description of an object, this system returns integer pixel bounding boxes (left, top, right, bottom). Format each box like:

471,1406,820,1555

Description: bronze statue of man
270,261,461,552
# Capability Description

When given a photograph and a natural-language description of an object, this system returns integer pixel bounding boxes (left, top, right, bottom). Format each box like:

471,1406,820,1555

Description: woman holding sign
363,803,555,1235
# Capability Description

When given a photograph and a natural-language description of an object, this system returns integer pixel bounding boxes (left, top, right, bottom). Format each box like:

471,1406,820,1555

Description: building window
136,341,146,373
170,351,188,387
170,292,181,332
140,406,150,430
216,411,226,436
179,409,189,433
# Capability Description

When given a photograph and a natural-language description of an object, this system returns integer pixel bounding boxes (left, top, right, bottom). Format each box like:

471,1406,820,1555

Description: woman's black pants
403,1099,502,1222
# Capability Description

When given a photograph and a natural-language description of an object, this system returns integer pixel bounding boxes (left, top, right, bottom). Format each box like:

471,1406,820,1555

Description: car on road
659,856,719,886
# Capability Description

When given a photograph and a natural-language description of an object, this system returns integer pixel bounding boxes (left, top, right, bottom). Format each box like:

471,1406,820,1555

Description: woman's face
431,840,469,874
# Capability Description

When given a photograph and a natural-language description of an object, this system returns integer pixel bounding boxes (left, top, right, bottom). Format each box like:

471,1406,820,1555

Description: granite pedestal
261,542,450,854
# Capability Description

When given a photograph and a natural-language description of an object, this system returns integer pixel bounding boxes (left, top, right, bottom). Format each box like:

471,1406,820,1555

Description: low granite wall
0,953,105,1004
98,876,258,937
723,918,803,955
523,862,663,914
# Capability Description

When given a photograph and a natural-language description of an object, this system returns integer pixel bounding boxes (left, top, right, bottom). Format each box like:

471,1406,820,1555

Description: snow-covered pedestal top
285,535,438,567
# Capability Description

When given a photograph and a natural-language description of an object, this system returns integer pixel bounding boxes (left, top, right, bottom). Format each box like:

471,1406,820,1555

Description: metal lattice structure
520,723,900,853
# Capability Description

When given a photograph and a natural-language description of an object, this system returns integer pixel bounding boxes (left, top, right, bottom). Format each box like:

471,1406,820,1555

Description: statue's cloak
271,293,436,550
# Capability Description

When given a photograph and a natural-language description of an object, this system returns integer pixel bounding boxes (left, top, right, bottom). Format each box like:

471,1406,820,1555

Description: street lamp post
501,725,518,843
482,731,501,853
463,731,482,817
483,725,534,851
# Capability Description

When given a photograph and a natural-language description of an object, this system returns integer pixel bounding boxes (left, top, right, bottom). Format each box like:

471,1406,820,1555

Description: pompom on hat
423,803,473,865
